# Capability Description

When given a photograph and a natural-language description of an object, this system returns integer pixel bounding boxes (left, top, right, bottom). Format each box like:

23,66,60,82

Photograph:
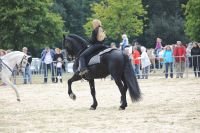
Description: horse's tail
123,55,141,102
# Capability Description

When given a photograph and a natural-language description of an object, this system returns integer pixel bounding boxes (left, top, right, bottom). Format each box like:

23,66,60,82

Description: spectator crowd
1,35,200,86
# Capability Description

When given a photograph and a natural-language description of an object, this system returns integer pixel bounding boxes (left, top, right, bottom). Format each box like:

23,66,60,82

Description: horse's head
17,54,30,69
63,36,76,61
63,34,88,61
1,51,30,72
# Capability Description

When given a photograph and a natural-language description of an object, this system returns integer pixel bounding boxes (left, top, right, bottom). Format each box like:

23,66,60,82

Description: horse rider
78,19,106,75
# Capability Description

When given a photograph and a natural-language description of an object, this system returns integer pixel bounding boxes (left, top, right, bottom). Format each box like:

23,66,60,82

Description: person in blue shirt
41,47,55,83
163,45,174,78
120,34,129,51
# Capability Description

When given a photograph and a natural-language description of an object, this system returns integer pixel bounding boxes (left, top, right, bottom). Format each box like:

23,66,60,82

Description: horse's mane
1,51,23,59
68,34,88,49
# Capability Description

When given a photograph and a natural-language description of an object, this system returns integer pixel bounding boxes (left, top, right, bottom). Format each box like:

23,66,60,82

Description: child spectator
54,48,64,83
120,34,129,51
132,46,141,79
155,38,163,57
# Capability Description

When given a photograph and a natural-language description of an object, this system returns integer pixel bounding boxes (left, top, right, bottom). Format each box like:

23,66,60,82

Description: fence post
186,56,189,79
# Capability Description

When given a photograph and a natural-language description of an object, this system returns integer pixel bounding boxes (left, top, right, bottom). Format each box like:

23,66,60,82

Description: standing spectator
163,45,174,78
155,38,163,57
120,34,129,51
158,48,164,69
124,47,132,60
22,47,32,84
132,46,141,79
41,47,55,83
54,48,64,83
186,43,193,68
137,46,151,79
173,41,186,78
191,42,200,77
110,42,116,48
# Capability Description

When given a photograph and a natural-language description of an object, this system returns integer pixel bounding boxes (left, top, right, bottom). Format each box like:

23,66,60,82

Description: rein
0,58,13,73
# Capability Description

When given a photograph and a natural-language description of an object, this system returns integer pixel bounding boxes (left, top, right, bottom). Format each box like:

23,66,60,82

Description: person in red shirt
132,46,141,79
173,41,186,78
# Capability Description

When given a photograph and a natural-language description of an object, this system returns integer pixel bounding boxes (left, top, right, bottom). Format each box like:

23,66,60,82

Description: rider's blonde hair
92,19,102,29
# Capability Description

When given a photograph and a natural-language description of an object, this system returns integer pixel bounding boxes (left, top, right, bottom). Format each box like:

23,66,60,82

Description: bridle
17,55,29,71
63,37,87,61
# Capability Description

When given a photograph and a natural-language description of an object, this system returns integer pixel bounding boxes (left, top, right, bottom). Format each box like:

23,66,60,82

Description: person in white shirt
137,46,151,79
41,47,55,83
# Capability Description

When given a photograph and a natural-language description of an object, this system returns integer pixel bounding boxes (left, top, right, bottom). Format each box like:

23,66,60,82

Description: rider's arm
90,28,98,44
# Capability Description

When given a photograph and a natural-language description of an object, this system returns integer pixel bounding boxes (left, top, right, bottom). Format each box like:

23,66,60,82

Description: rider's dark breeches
79,44,102,70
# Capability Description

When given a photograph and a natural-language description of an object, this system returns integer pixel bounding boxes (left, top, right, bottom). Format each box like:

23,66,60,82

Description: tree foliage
142,0,189,47
184,0,200,41
53,0,100,37
84,0,147,42
0,0,64,50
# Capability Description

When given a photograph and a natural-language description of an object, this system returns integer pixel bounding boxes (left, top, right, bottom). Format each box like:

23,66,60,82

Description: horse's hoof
90,107,96,110
119,107,125,110
17,99,21,102
69,93,76,100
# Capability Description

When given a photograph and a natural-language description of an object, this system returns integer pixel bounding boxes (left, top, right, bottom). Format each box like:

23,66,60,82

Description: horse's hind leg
121,75,128,106
113,76,127,110
68,73,81,100
89,79,98,110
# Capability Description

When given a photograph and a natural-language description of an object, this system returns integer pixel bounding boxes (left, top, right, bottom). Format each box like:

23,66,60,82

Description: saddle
88,48,118,66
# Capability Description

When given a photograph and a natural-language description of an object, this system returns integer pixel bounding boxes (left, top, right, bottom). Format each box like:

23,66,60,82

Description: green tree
0,0,65,50
142,0,189,47
53,0,100,37
84,0,146,42
185,0,200,41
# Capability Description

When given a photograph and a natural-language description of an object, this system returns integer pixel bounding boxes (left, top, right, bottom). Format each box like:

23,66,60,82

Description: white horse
0,51,29,101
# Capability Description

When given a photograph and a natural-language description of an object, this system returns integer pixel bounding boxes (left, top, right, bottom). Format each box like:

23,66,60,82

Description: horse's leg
68,73,81,100
121,75,128,107
3,76,20,101
88,79,98,110
113,76,127,110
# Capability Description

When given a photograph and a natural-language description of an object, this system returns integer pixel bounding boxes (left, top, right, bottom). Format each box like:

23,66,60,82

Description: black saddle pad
88,47,118,66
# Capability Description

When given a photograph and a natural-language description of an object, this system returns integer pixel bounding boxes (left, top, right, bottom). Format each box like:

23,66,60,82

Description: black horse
63,34,141,110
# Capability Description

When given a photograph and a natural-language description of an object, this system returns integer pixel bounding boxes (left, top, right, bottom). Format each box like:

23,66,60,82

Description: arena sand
0,77,199,133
